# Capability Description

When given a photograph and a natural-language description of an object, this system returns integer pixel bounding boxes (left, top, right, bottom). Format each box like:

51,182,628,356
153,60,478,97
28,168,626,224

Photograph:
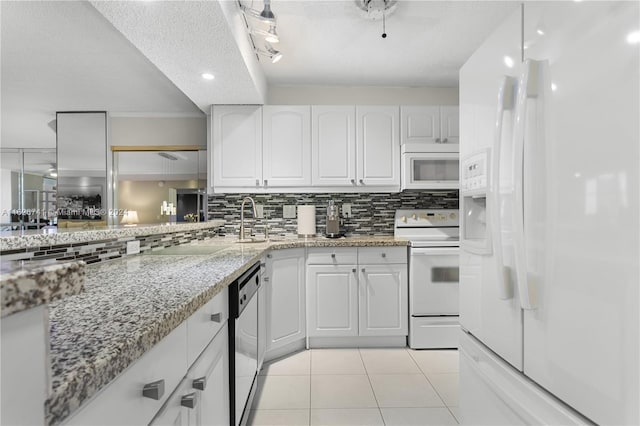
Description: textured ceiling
0,1,202,149
90,0,268,111
258,0,518,86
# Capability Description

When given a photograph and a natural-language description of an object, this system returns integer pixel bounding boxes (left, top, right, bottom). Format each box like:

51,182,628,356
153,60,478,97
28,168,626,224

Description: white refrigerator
458,2,639,425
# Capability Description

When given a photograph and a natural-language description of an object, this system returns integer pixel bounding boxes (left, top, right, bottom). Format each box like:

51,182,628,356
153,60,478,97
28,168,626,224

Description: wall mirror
0,148,57,230
112,148,207,225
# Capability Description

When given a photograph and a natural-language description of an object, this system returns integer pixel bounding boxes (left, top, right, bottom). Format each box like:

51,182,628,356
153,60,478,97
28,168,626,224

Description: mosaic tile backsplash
208,191,459,237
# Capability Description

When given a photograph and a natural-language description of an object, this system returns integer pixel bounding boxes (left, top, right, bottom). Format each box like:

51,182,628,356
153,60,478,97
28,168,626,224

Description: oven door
410,247,460,315
235,293,258,426
402,152,460,190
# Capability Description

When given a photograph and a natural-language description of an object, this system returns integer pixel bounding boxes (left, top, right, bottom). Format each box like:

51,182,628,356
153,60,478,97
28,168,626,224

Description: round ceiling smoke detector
355,0,398,20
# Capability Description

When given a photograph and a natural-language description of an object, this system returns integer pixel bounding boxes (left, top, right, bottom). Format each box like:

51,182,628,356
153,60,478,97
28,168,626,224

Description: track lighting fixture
249,25,279,44
255,43,283,63
239,0,284,63
239,0,276,23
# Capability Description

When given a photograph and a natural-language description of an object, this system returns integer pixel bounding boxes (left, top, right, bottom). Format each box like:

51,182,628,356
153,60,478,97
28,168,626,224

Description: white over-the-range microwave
401,142,460,190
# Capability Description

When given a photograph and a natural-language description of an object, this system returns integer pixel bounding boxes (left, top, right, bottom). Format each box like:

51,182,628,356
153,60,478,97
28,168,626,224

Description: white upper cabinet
401,105,459,151
262,106,311,187
439,106,460,145
212,105,262,188
311,106,356,186
356,106,400,187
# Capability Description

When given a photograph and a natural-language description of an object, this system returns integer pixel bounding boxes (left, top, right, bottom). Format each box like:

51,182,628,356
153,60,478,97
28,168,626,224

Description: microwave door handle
492,76,517,300
512,59,542,310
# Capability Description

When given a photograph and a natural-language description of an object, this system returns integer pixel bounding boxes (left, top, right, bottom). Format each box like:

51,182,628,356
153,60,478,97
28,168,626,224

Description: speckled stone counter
0,220,225,251
1,260,85,318
46,236,408,425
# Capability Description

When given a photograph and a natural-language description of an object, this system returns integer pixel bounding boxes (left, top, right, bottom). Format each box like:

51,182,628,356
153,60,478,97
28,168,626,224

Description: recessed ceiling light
201,73,215,80
627,30,640,45
536,28,545,35
503,56,515,68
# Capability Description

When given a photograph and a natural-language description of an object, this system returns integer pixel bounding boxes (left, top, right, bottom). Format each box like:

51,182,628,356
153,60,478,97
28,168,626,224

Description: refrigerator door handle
492,75,517,300
513,59,541,310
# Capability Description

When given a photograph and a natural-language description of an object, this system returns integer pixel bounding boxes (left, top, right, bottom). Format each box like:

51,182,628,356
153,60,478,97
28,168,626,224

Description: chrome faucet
239,196,258,240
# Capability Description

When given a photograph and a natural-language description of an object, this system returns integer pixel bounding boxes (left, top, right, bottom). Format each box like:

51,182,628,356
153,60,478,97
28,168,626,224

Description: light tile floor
249,348,459,426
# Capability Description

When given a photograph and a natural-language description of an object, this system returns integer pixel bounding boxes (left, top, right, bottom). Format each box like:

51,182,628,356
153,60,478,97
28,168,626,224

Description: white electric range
394,209,460,349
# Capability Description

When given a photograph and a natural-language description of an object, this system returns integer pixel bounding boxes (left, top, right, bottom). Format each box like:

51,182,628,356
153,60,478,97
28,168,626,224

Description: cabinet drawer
306,248,357,265
187,287,228,366
358,247,407,264
64,323,188,426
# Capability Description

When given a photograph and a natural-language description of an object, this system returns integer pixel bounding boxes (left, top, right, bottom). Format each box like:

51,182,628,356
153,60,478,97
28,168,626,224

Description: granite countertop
0,259,85,318
0,220,225,251
46,235,408,425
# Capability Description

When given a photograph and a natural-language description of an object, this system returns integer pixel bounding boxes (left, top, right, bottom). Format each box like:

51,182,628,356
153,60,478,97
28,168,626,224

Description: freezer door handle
491,75,516,301
513,59,542,310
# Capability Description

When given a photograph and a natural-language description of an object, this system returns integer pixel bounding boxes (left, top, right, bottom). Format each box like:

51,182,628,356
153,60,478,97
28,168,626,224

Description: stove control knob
412,214,417,220
450,213,457,219
401,216,407,223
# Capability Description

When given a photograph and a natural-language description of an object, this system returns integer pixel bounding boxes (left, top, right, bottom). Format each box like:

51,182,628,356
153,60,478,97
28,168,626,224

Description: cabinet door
356,106,400,187
188,327,229,426
400,106,441,146
266,249,306,352
263,106,311,187
306,264,358,337
311,106,356,186
358,264,408,336
439,106,460,146
258,280,266,371
149,379,191,426
212,105,262,188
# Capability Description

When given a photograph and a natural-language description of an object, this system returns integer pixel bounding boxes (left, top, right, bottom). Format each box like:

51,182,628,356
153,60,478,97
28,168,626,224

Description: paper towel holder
297,205,317,238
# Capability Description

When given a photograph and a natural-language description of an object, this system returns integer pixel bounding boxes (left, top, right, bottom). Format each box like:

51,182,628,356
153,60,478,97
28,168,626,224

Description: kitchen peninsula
1,226,409,425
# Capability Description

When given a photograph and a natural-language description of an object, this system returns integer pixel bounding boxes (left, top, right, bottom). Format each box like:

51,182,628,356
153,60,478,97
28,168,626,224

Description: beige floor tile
247,409,310,426
448,406,461,423
311,349,366,375
427,373,459,407
310,408,384,426
408,350,459,375
359,348,421,374
381,407,458,426
252,375,311,410
369,374,445,408
310,375,377,409
260,350,311,376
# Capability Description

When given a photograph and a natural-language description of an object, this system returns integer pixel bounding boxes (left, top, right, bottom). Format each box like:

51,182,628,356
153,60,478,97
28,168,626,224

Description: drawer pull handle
331,253,336,259
260,262,266,268
352,268,356,273
381,253,386,258
181,392,198,409
267,254,272,259
210,313,222,323
142,379,165,400
192,377,207,391
362,268,366,273
263,277,270,282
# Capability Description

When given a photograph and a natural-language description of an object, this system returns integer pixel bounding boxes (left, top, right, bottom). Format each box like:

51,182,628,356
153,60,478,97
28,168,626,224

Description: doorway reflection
112,149,206,224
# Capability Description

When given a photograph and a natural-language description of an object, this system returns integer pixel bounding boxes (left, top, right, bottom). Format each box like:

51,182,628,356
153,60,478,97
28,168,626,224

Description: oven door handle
410,247,459,256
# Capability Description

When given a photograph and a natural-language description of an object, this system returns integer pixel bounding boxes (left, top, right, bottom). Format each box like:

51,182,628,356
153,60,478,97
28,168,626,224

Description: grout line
308,348,312,426
358,348,386,426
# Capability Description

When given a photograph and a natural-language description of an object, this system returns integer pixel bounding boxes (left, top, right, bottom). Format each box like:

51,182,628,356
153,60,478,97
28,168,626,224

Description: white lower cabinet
265,249,306,354
63,290,229,426
306,264,359,337
358,264,408,336
307,247,408,338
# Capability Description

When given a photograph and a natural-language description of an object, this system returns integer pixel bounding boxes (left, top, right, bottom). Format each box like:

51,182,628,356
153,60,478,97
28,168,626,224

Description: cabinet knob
263,277,270,282
260,262,266,268
192,377,207,391
350,179,355,184
142,379,165,400
352,268,356,273
256,179,260,186
210,313,222,323
264,179,268,186
181,392,198,409
267,254,272,259
331,253,336,259
436,138,441,143
443,138,448,143
359,179,364,184
361,268,366,273
381,253,386,258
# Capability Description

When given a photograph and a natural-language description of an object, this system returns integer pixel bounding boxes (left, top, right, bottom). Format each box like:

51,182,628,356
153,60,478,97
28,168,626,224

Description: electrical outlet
283,205,296,219
126,240,140,255
342,203,352,218
255,204,264,218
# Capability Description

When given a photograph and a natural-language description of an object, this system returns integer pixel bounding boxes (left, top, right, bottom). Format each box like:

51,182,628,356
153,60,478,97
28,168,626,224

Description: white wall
266,85,459,105
109,116,207,147
0,169,13,221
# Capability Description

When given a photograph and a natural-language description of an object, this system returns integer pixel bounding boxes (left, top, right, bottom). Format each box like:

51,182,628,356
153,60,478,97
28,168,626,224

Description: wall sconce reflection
120,210,139,226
